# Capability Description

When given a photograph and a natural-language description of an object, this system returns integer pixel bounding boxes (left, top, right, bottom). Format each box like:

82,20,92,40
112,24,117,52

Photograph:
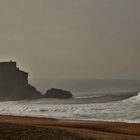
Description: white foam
0,93,140,123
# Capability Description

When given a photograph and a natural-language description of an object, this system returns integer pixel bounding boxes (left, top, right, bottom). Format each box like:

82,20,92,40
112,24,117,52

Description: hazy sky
0,0,140,79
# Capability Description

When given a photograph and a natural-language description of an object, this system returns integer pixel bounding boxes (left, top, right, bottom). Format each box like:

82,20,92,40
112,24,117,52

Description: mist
0,0,140,79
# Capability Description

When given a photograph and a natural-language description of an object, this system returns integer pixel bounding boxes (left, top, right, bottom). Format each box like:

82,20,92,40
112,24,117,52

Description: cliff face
44,88,73,99
0,61,43,101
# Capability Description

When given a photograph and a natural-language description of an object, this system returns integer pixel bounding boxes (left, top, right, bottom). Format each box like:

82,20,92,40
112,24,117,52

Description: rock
0,61,43,101
44,88,73,99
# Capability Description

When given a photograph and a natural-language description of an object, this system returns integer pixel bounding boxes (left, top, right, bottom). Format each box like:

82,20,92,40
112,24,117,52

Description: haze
0,0,140,79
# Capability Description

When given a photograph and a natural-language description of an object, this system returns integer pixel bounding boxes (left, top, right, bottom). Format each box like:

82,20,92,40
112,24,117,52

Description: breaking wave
0,92,140,123
122,92,140,102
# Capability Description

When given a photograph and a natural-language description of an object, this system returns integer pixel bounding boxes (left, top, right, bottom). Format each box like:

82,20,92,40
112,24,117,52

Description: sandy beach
0,115,140,140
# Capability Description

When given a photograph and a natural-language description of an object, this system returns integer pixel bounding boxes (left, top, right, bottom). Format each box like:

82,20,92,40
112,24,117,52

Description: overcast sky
0,0,140,79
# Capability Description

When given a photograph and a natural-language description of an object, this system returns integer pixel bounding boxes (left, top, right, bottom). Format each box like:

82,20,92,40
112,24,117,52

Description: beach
0,115,140,140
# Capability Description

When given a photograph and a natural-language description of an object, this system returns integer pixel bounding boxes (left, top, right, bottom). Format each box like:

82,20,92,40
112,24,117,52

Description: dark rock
44,88,73,99
0,61,43,101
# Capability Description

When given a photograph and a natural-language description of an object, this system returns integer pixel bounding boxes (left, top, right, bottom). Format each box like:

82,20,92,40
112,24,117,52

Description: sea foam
0,93,140,123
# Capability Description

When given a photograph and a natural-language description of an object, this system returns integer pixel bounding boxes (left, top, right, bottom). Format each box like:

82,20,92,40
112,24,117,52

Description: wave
0,91,140,123
122,92,140,102
74,95,102,99
73,93,139,104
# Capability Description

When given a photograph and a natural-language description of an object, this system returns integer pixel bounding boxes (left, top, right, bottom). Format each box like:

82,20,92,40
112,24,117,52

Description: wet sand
0,115,140,140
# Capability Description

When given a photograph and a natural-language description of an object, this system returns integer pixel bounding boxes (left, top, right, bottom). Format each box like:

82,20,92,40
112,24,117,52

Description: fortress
0,61,42,101
0,61,73,101
0,61,28,83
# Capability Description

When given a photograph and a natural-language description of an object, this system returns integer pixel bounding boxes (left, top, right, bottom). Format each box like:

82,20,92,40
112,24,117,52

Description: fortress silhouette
0,61,72,101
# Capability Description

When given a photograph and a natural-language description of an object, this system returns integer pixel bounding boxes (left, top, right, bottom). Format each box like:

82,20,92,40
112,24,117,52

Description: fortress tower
0,61,43,101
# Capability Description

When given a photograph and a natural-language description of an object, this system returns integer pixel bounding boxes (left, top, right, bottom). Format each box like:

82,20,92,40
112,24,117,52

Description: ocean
0,79,140,123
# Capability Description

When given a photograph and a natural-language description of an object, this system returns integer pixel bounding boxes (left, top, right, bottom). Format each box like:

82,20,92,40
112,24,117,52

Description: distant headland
0,61,72,101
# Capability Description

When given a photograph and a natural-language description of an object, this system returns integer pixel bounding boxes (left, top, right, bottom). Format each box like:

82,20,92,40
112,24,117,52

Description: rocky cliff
0,61,43,101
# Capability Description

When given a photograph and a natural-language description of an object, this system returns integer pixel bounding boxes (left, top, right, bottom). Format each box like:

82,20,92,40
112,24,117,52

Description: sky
0,0,140,79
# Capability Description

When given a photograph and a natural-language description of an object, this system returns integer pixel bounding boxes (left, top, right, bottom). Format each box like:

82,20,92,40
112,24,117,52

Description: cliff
0,61,43,101
44,88,73,99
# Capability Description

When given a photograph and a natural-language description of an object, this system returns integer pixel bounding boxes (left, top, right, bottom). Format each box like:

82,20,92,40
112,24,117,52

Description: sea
0,79,140,123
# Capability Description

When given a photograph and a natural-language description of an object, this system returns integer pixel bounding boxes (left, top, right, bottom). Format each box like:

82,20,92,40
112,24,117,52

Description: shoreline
0,115,140,140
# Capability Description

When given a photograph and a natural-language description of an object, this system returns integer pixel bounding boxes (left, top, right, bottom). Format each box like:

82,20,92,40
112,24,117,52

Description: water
0,79,140,123
0,93,139,123
29,79,140,97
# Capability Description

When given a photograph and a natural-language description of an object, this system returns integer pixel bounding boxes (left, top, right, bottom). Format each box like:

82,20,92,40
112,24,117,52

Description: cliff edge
0,61,43,101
